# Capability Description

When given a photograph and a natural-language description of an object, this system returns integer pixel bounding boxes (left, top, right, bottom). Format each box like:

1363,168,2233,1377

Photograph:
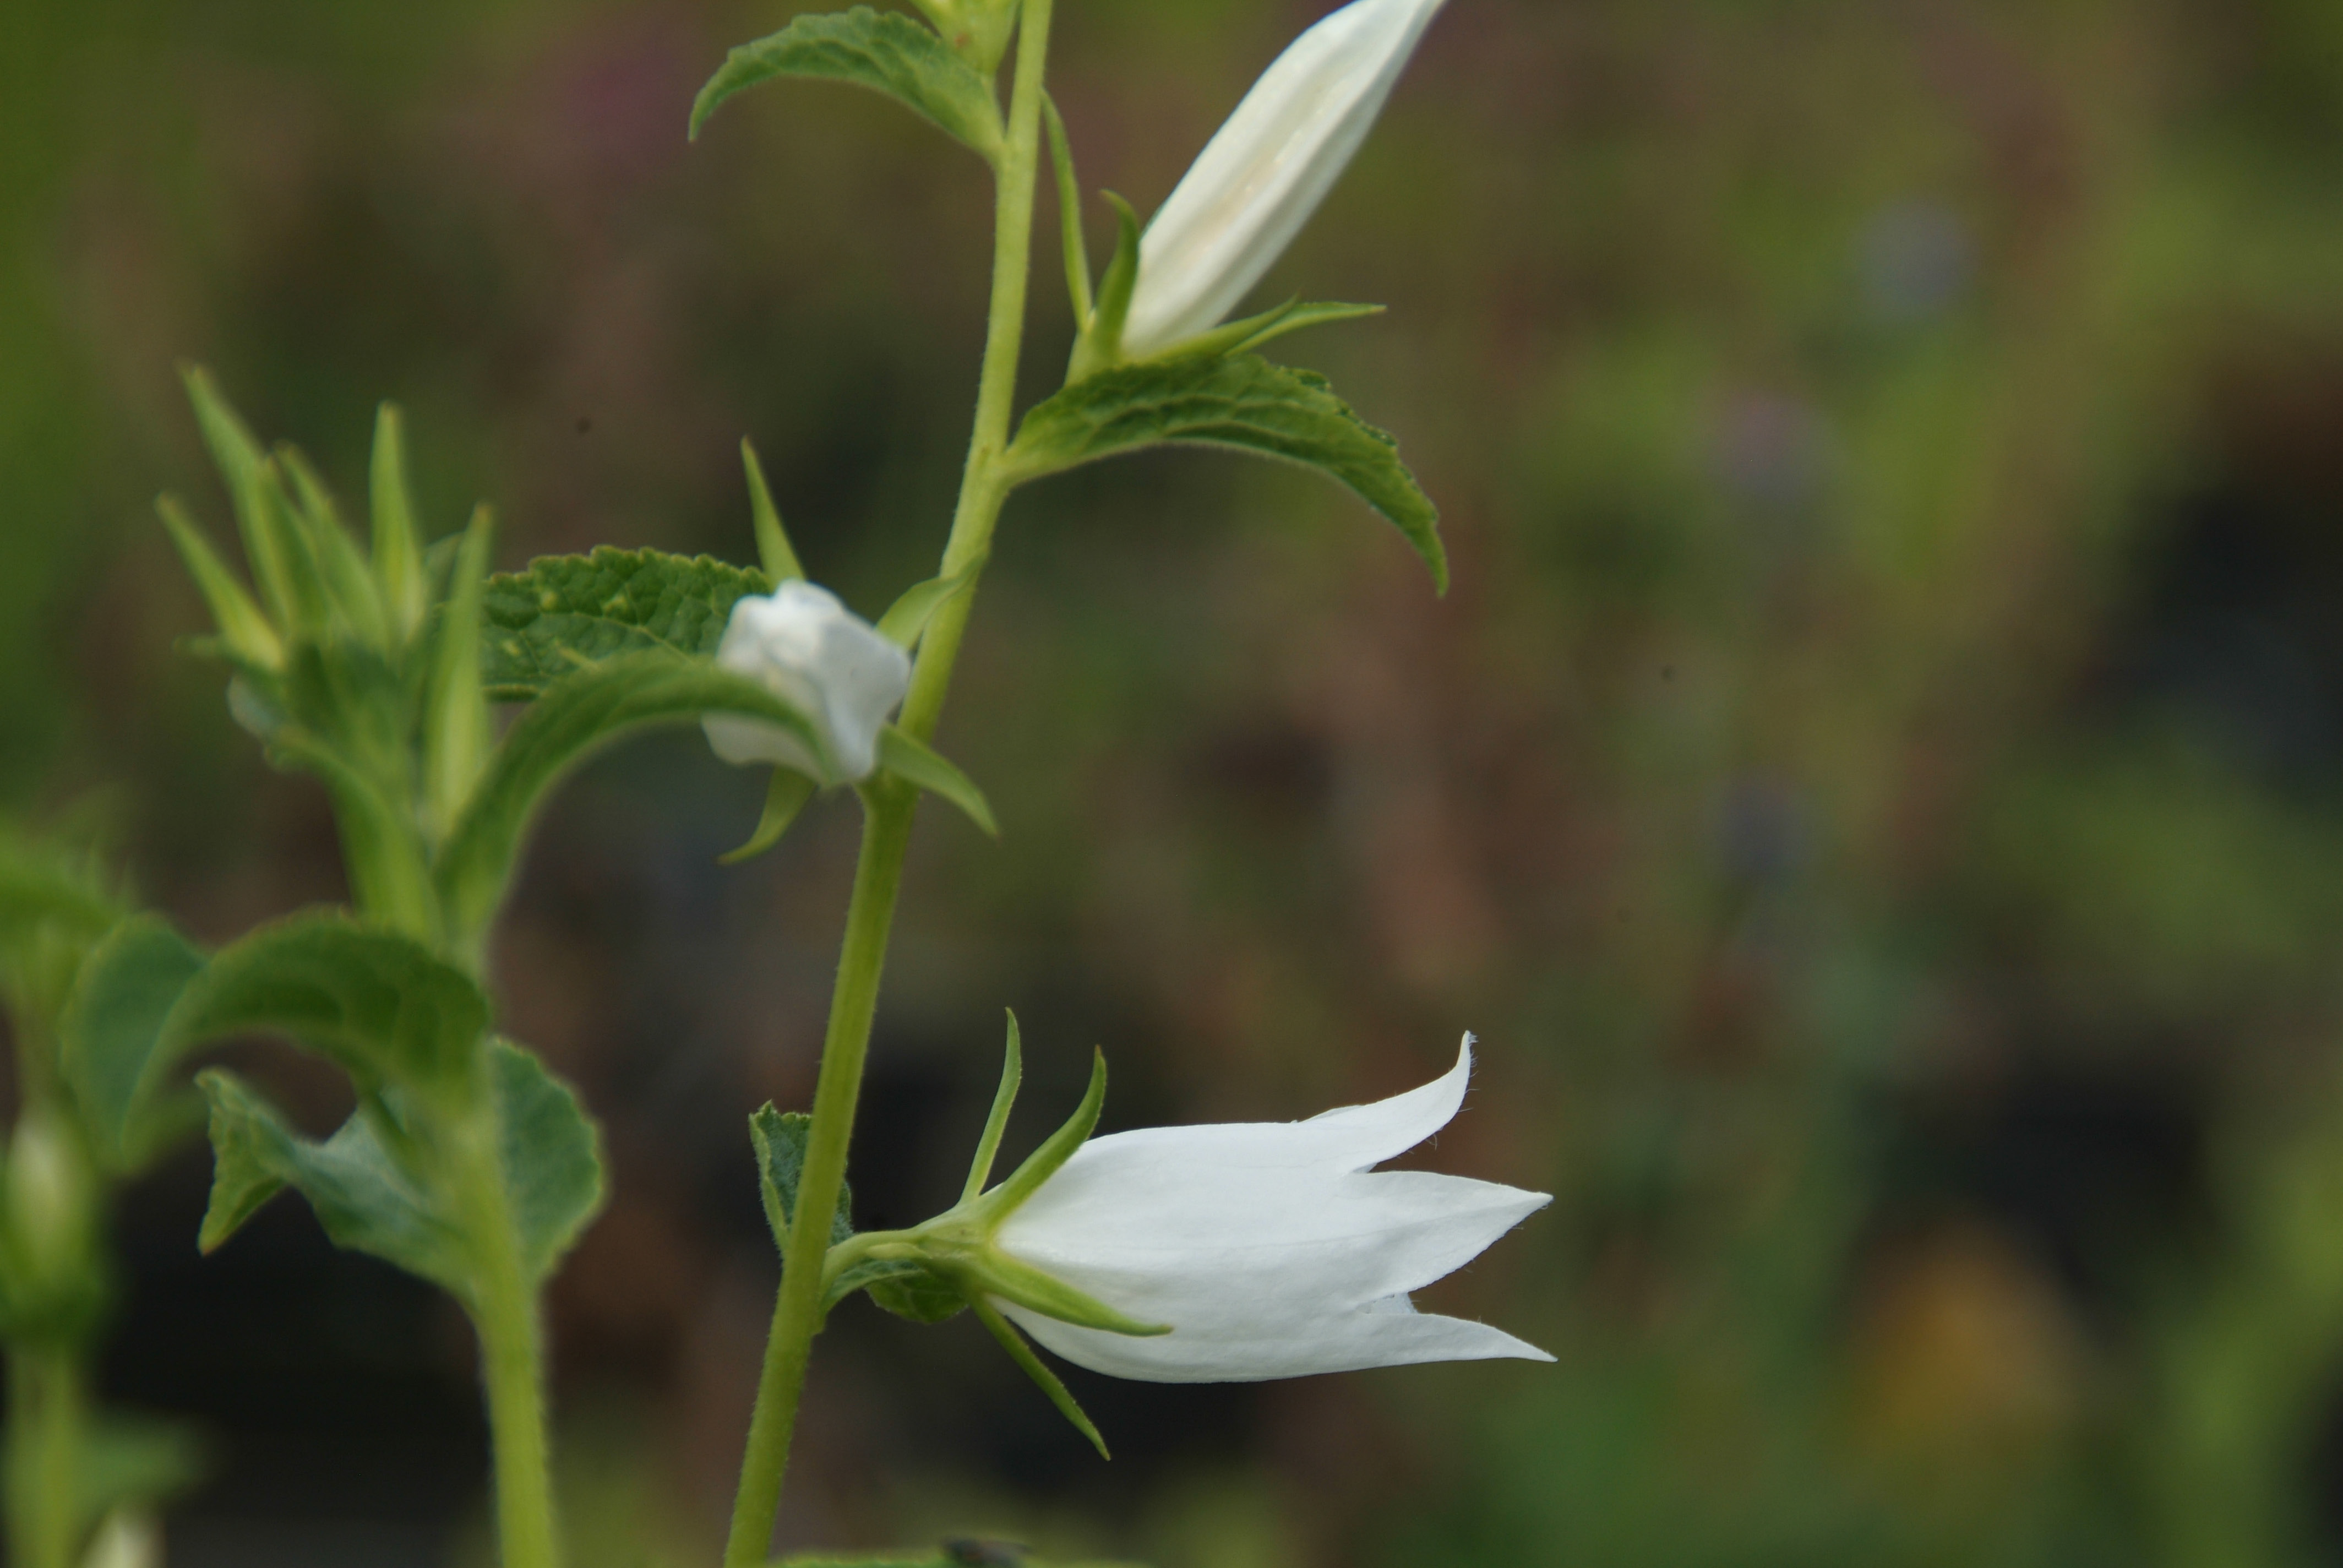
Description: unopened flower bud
702,584,911,786
1121,0,1447,359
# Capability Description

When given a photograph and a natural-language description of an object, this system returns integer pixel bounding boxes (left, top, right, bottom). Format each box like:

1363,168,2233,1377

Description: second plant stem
717,0,1058,1561
4,1345,84,1568
459,1101,562,1568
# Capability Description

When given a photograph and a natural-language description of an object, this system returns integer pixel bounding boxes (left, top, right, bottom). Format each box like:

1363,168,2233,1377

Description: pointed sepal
873,727,998,836
974,1297,1111,1459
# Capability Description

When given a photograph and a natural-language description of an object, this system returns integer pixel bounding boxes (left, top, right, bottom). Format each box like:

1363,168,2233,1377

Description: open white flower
992,1035,1550,1382
701,582,911,786
1120,0,1448,360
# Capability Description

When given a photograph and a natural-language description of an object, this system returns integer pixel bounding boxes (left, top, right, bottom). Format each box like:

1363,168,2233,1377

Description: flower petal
999,1291,1552,1384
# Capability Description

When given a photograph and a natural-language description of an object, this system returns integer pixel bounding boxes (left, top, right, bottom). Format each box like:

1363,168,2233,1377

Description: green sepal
1005,353,1447,594
873,727,998,837
874,556,984,651
58,914,209,1173
480,547,770,700
961,1246,1169,1338
369,403,428,646
435,654,826,948
1044,95,1092,329
861,1264,969,1324
690,7,1005,165
742,439,805,585
160,911,492,1102
276,443,391,650
155,495,282,671
1148,299,1386,364
181,366,329,636
974,1297,1110,1459
720,769,819,866
971,1047,1102,1223
1066,194,1141,385
491,1039,608,1284
960,1012,1022,1202
195,1069,466,1291
749,1106,855,1253
422,504,495,838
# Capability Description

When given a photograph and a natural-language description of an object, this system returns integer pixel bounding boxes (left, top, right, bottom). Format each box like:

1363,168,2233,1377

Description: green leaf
974,1298,1109,1460
58,916,208,1171
161,912,491,1099
874,557,983,651
480,547,771,700
195,1069,466,1292
1005,354,1447,594
370,403,429,645
156,495,282,669
436,654,825,946
720,769,819,866
690,7,1006,164
749,1106,854,1253
874,727,997,837
743,440,805,585
492,1040,607,1283
423,504,496,836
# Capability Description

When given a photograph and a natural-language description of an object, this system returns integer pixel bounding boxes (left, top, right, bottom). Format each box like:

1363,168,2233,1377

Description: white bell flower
701,582,911,786
991,1035,1552,1382
1119,0,1448,360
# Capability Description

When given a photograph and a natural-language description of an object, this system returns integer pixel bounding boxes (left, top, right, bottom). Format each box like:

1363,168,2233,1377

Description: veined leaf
481,547,770,700
161,912,491,1099
492,1041,606,1284
59,915,208,1171
437,654,823,946
749,1106,854,1253
689,7,1005,164
1004,353,1447,594
196,1070,467,1293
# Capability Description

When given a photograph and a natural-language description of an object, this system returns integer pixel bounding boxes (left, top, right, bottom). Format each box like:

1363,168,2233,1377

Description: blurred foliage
9,0,2343,1565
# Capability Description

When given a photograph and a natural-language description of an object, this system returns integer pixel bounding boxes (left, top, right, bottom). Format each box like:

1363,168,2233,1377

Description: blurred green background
8,0,2343,1562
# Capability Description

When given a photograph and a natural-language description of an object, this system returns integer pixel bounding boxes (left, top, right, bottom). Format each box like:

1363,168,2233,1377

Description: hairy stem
4,1346,85,1568
718,2,1058,1561
460,1119,561,1568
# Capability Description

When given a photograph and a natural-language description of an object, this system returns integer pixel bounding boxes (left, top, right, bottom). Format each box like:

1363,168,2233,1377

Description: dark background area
8,0,2343,1563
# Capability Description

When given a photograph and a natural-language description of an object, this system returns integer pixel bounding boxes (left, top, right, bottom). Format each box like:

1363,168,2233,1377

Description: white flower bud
702,583,912,786
990,1036,1551,1382
1120,0,1447,360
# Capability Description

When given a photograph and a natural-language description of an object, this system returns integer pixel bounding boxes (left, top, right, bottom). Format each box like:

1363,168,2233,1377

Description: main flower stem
4,1346,84,1568
717,3,1056,1562
458,1109,561,1568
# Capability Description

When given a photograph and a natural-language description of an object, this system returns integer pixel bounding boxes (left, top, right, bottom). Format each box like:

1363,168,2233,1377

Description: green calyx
753,1016,1162,1459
